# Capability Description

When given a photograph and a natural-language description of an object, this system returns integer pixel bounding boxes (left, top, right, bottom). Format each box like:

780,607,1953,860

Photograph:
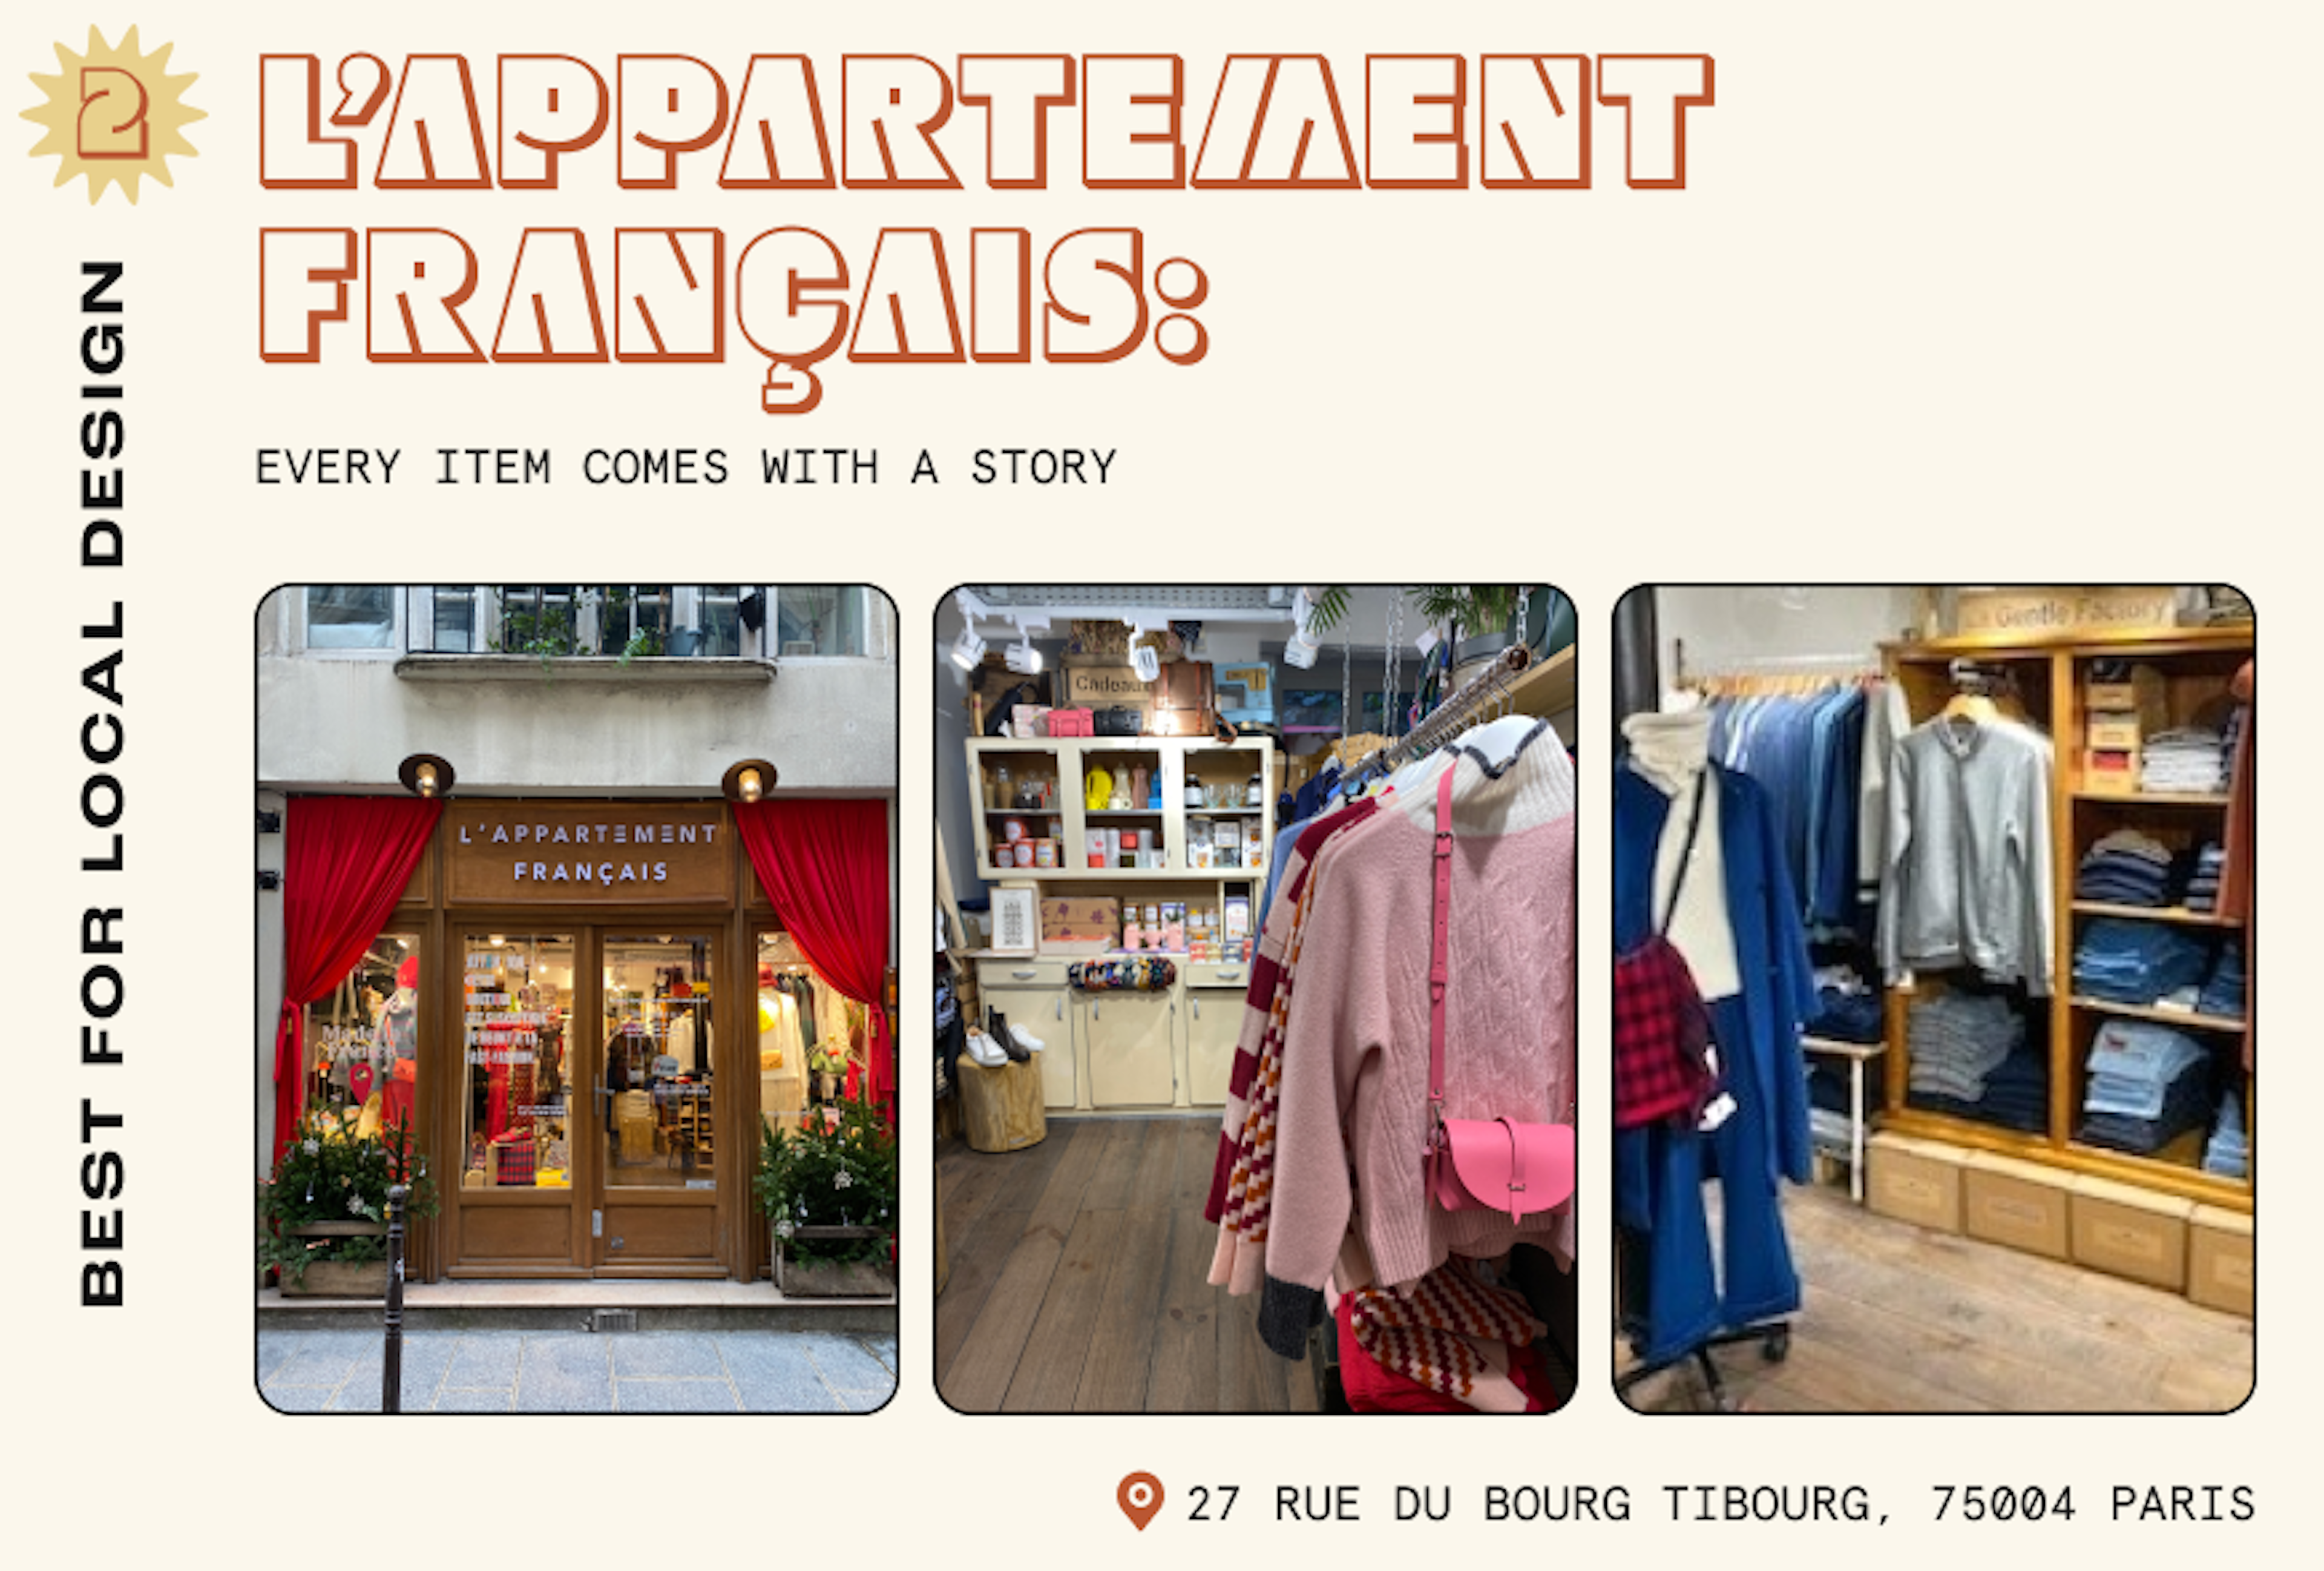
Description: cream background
4,1,2304,1563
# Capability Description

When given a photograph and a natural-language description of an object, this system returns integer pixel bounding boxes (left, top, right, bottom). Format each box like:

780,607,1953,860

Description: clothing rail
1356,642,1534,777
1688,667,1880,697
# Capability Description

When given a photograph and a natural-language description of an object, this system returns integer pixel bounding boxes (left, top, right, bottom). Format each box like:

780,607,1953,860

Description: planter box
279,1221,390,1298
773,1225,896,1299
286,1259,391,1298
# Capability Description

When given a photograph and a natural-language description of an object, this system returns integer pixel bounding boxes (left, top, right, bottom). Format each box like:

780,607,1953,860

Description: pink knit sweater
1263,748,1577,1309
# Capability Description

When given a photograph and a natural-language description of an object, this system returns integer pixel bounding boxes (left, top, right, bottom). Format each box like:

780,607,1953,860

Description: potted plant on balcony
756,1097,898,1299
257,1107,439,1297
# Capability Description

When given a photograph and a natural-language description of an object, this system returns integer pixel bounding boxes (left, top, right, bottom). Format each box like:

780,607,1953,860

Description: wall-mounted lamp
397,753,456,798
722,758,779,803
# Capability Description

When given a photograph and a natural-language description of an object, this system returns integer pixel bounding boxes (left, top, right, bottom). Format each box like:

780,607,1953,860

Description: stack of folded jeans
2184,841,2227,913
2073,829,2175,907
1912,1041,2049,1132
2203,1089,2249,1179
2139,726,2228,794
1807,984,1884,1044
1905,990,2023,1107
2078,1019,2214,1154
2072,918,2210,1004
2198,939,2247,1021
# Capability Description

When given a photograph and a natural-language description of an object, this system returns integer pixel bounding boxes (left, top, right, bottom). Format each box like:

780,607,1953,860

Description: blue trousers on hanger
1615,994,1802,1367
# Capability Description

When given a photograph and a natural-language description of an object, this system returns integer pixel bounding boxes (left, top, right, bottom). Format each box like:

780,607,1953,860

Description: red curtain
272,795,442,1164
734,799,894,1123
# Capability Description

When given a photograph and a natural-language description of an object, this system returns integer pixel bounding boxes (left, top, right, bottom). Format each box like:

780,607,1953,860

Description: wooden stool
957,1055,1046,1153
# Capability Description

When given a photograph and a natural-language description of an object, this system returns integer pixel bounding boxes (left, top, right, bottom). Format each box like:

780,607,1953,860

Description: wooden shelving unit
1879,627,2253,1213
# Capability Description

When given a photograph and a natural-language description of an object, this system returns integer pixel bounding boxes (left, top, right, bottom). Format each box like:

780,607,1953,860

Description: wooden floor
1617,1182,2254,1414
936,1114,1323,1413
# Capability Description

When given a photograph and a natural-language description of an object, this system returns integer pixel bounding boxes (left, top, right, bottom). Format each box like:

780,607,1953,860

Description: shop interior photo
1610,584,2253,1414
933,585,1580,1413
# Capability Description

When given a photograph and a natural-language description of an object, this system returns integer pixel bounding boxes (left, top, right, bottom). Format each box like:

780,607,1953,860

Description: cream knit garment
1620,710,1741,1002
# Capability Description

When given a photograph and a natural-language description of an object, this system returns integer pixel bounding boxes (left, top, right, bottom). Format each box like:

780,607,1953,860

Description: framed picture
1279,689,1343,733
989,885,1039,955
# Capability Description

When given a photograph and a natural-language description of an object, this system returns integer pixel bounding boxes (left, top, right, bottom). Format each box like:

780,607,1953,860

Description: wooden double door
440,921,737,1277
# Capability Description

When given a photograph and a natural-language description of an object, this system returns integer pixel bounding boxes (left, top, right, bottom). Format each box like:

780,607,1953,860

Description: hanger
1941,690,1998,726
1942,659,2004,729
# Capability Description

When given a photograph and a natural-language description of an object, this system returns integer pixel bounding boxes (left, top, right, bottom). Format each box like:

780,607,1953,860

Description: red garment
734,800,894,1125
272,796,441,1164
1333,1293,1558,1413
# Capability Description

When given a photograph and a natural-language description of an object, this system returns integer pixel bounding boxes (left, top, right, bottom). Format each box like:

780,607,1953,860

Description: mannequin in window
379,956,420,1129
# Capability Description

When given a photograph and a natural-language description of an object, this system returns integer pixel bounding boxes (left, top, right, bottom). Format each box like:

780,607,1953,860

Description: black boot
991,1009,1029,1062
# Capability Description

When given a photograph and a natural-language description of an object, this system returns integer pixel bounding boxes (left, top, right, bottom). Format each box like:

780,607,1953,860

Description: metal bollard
382,1183,407,1413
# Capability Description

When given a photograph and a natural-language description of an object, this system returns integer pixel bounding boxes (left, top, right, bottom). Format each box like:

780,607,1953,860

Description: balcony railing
404,587,760,659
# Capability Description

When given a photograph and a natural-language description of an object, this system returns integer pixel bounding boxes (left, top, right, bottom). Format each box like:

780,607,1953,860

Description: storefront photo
257,586,899,1412
933,585,1578,1412
1611,585,2253,1413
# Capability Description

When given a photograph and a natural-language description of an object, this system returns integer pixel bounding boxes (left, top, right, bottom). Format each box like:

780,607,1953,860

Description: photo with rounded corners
1610,583,2253,1415
254,583,900,1414
933,584,1578,1414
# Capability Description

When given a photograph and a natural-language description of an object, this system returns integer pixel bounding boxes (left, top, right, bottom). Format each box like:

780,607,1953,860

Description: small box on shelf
2084,749,2138,793
2086,665,2167,724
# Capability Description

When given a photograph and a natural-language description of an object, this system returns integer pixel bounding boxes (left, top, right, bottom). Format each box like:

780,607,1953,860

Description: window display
304,930,421,1140
462,933,573,1190
758,932,867,1136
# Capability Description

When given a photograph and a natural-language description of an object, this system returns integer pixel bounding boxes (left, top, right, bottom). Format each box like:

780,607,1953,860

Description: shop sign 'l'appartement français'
443,801,733,905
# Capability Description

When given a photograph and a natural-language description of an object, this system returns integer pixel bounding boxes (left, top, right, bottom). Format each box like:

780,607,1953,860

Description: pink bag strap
1428,765,1456,1136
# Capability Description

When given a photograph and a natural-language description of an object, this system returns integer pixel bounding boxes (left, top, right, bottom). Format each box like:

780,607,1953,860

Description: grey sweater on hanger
1876,716,2055,993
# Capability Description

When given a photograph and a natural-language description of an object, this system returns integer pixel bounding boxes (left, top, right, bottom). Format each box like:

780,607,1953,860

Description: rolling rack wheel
1616,1319,1791,1414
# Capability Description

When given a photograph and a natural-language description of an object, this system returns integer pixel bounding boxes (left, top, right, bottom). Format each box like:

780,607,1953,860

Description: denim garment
1614,763,1816,1366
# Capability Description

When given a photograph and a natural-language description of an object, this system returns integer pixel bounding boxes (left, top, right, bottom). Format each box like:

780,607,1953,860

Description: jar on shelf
1245,774,1263,806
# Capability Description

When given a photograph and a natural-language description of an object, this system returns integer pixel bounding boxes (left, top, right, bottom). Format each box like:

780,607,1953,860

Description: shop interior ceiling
957,585,1416,654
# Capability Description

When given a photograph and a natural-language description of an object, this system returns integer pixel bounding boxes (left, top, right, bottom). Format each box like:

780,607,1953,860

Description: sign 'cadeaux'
254,50,1714,412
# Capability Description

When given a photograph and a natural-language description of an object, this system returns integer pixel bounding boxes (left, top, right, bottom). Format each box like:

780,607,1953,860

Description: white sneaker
1008,1024,1046,1053
963,1029,1008,1069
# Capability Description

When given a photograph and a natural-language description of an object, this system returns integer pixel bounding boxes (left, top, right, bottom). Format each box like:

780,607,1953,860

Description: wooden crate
1866,1132,1965,1233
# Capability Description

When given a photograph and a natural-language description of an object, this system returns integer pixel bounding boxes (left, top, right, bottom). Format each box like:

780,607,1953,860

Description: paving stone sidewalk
258,1327,897,1413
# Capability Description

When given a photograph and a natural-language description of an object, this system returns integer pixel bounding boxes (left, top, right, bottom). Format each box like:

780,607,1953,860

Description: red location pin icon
1118,1472,1164,1532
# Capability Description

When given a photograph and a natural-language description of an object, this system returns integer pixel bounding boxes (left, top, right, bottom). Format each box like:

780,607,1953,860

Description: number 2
77,67,148,160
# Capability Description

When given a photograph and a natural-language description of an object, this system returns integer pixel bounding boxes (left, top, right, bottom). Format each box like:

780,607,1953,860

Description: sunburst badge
22,25,204,204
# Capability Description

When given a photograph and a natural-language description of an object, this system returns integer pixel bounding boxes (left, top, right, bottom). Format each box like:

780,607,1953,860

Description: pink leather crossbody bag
1424,765,1577,1222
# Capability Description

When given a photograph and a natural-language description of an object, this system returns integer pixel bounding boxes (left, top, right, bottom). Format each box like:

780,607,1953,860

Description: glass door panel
600,934,717,1191
460,933,576,1190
